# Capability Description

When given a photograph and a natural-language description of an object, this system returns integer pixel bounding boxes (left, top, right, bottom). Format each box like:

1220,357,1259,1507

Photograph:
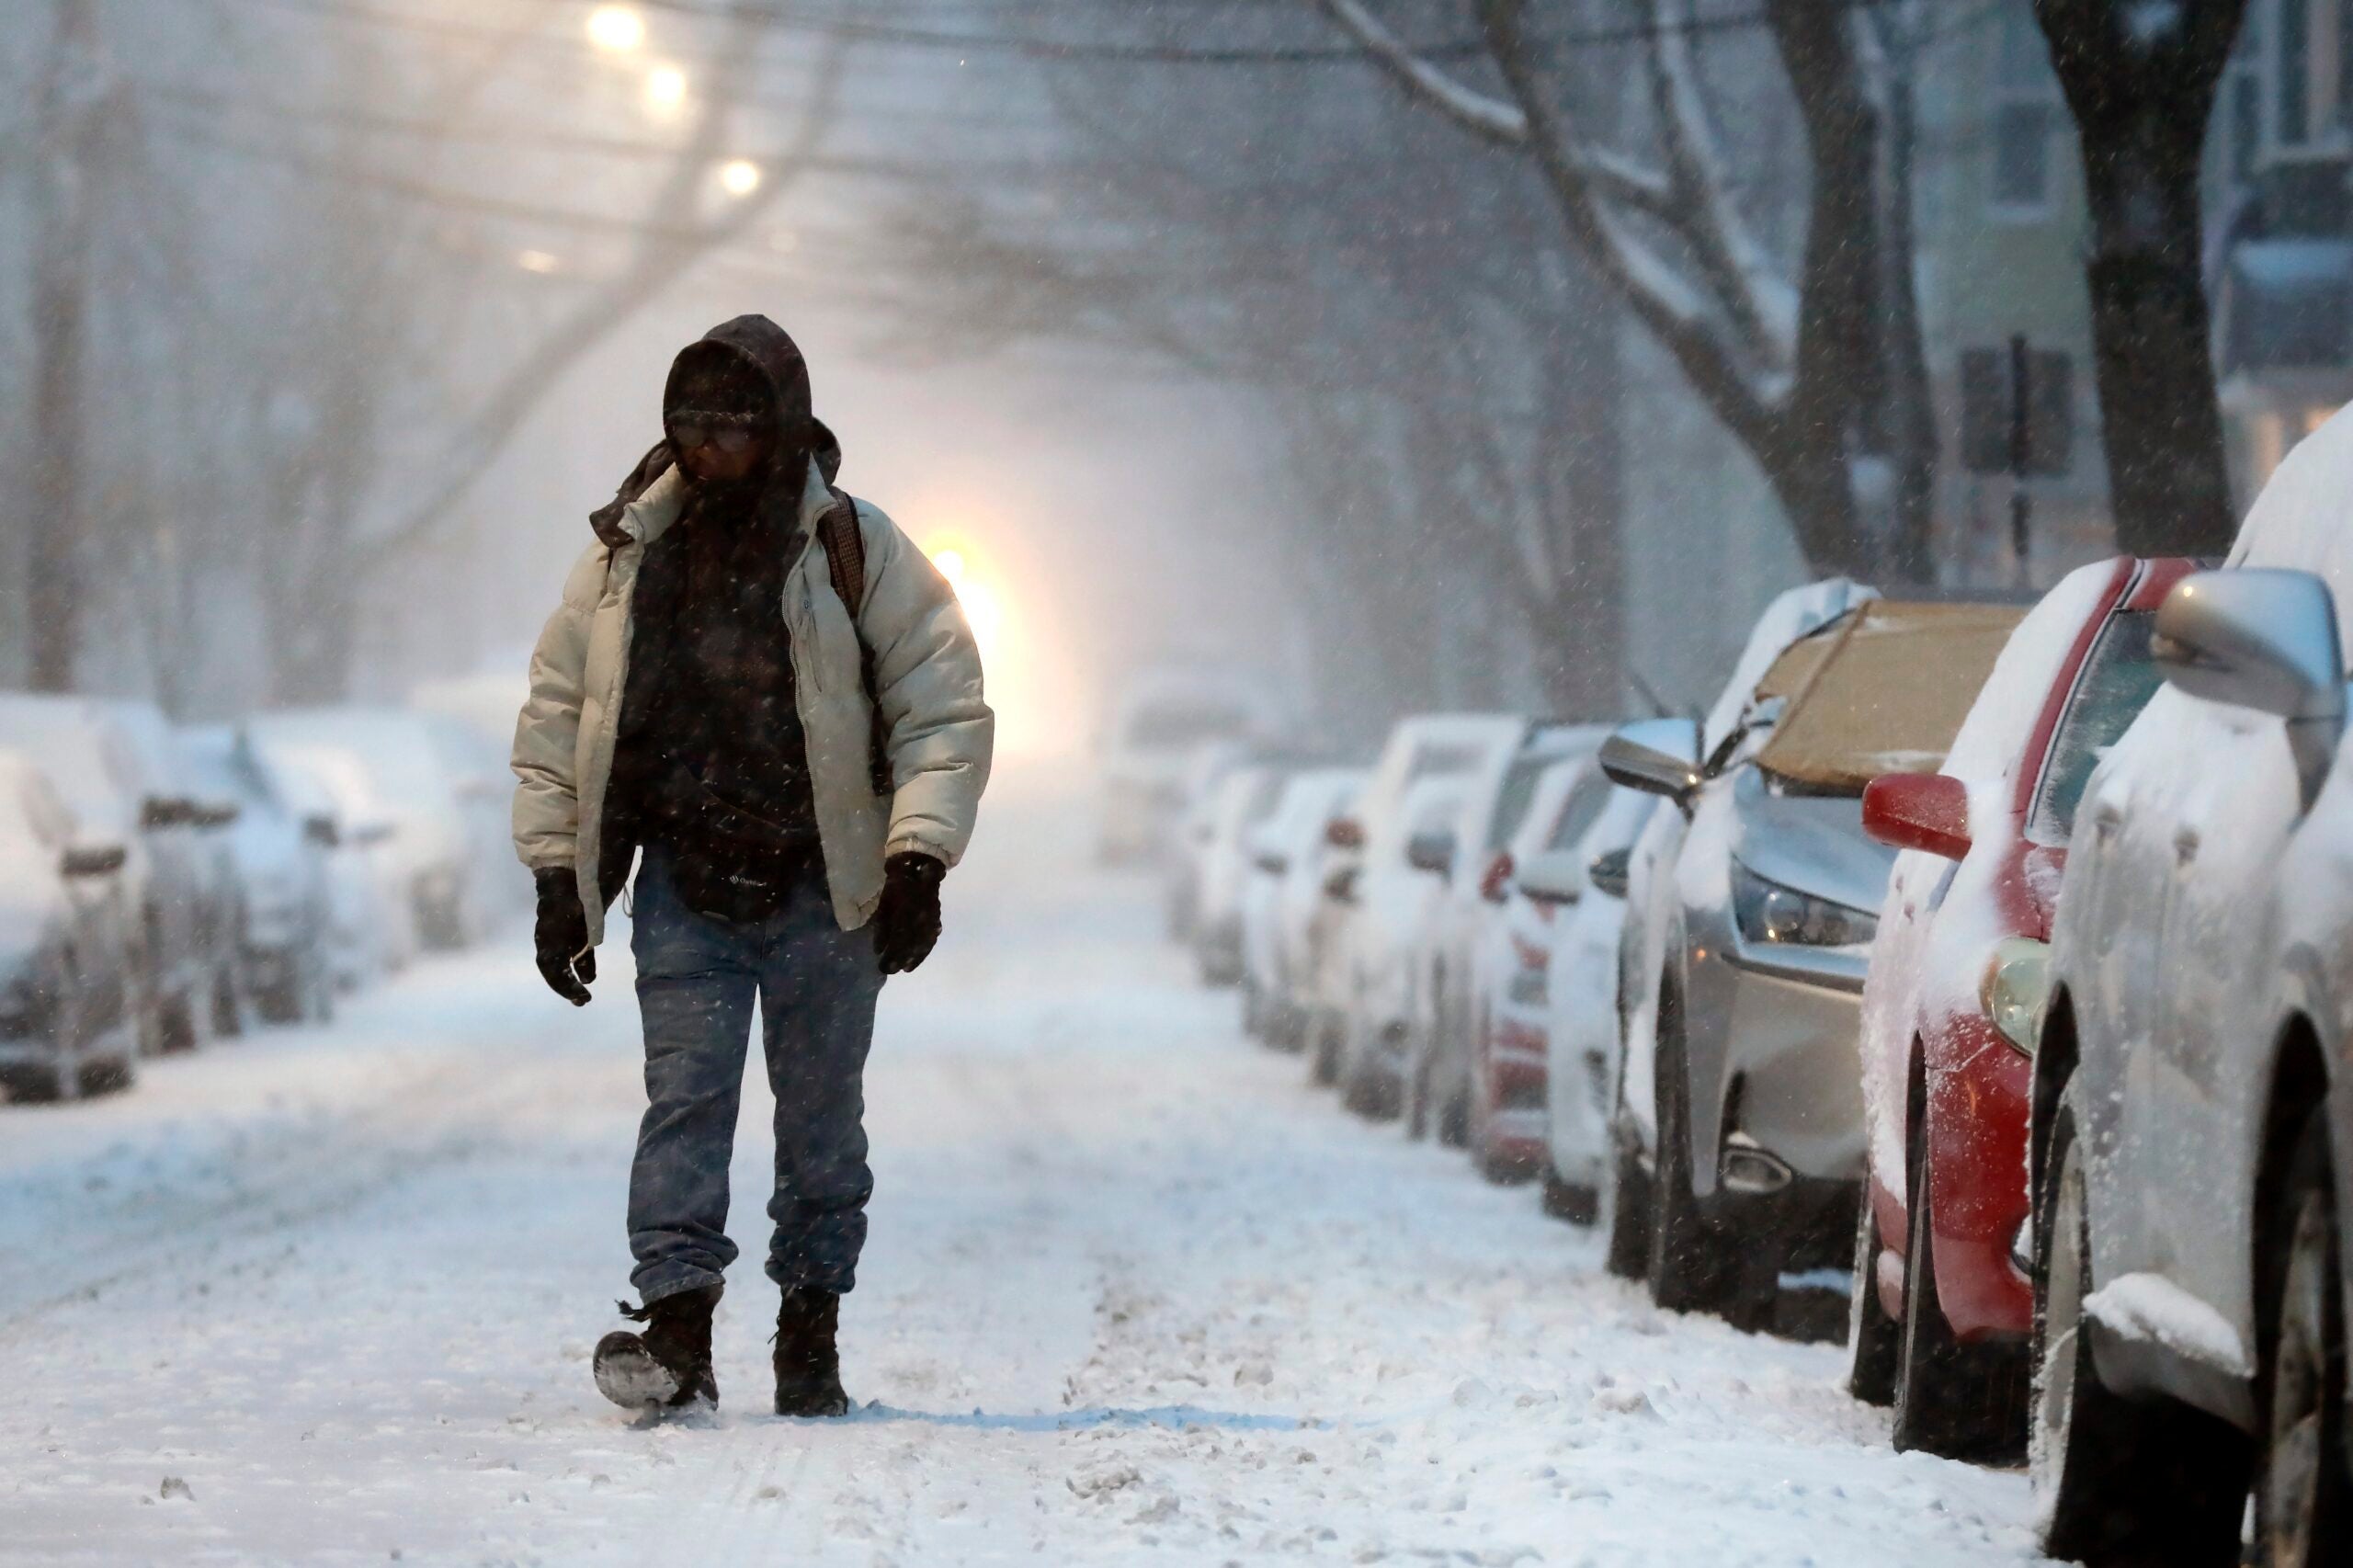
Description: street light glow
516,249,561,274
585,5,644,53
718,159,762,197
645,64,687,112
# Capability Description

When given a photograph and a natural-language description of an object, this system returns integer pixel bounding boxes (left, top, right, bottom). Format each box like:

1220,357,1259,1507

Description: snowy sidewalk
0,772,2052,1566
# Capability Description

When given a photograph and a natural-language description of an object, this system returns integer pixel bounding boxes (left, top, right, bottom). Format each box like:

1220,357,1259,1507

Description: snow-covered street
2,771,2051,1567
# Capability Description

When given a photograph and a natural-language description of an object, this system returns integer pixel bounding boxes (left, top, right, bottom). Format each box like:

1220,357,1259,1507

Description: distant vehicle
1845,557,2184,1463
265,753,398,991
1456,752,1620,1185
0,694,214,1056
1189,764,1290,986
1097,667,1290,863
1408,722,1606,1148
2029,416,2353,1563
1600,579,1874,1283
1604,593,2024,1329
415,709,529,932
1239,767,1364,1048
1320,714,1524,1118
247,708,483,954
0,751,138,1102
1529,781,1656,1223
181,727,340,1026
1162,740,1251,943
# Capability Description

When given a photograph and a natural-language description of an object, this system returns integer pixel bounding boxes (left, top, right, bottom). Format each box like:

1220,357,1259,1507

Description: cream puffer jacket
510,457,993,945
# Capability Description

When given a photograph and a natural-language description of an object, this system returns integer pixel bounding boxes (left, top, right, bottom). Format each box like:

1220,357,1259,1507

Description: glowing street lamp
718,158,762,198
585,5,645,54
516,249,561,274
645,63,688,113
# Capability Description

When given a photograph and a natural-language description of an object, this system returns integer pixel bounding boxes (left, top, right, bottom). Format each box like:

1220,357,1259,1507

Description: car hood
1729,769,1893,913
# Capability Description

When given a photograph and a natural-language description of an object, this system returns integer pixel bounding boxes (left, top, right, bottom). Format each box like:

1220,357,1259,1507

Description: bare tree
1314,0,1937,581
2035,0,2246,557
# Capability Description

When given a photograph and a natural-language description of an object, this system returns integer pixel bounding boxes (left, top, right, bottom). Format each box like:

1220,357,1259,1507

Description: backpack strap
816,487,894,799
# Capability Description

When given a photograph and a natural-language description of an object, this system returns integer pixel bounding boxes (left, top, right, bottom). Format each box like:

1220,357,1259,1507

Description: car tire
1604,1124,1653,1280
1241,976,1267,1040
1645,1019,1735,1317
1404,1032,1433,1141
0,1062,65,1104
2252,1106,2350,1567
155,991,200,1055
76,1055,134,1096
1893,1142,2027,1460
1542,1165,1598,1226
2031,1082,2249,1564
210,962,244,1040
1309,1014,1341,1086
1847,1187,1901,1408
1438,1016,1472,1151
1340,1021,1401,1121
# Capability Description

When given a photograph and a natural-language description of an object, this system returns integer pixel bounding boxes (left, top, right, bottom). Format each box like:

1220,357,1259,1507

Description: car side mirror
1587,846,1631,899
1600,719,1705,811
193,803,241,830
352,822,397,847
302,815,341,849
2154,569,2346,808
1513,847,1585,906
1253,850,1290,875
1405,830,1454,874
1862,772,1972,859
141,795,191,830
61,844,129,879
1324,815,1365,850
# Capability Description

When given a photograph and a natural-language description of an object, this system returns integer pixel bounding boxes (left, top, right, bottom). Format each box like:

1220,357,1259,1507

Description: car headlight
1730,863,1878,948
1980,937,2051,1054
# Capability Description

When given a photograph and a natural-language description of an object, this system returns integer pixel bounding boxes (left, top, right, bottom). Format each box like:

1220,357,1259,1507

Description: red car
1846,556,2189,1460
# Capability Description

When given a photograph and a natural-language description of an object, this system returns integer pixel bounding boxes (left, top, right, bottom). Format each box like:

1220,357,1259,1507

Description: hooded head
661,313,838,508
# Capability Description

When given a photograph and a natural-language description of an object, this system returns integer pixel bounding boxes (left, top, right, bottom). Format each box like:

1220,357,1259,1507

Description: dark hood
590,313,840,548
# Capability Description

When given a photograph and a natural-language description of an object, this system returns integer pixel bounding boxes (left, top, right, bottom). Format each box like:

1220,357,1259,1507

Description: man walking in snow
510,313,992,1417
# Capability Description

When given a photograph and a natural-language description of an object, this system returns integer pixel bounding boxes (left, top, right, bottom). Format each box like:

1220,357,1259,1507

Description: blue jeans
627,848,884,1307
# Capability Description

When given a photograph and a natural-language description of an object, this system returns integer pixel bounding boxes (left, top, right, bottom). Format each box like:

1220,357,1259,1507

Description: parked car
2028,416,2353,1564
0,695,214,1056
181,727,340,1025
1450,751,1611,1182
1407,722,1607,1148
1163,740,1250,943
1603,595,2025,1329
1842,556,2185,1462
415,708,529,932
1239,767,1364,1047
0,751,138,1102
247,708,482,954
265,753,399,991
1097,667,1290,863
1190,764,1291,985
1600,579,1875,1283
1527,781,1656,1222
1323,714,1525,1118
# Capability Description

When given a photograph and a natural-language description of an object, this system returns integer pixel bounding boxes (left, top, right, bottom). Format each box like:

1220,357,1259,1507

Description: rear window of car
1545,772,1614,851
1483,757,1551,853
1407,743,1483,781
2029,609,2163,844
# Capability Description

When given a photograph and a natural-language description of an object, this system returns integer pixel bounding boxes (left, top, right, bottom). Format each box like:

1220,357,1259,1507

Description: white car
1528,784,1657,1220
1409,722,1606,1147
2026,410,2353,1562
1239,767,1364,1048
181,727,338,1025
0,751,139,1102
248,709,483,955
1190,764,1290,986
1334,721,1513,1120
0,695,216,1056
1097,667,1290,863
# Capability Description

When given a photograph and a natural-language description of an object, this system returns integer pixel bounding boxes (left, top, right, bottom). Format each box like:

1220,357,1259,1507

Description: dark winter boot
594,1284,721,1411
772,1288,850,1417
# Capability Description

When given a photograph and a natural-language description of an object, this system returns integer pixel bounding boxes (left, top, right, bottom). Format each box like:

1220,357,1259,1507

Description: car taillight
1480,853,1514,904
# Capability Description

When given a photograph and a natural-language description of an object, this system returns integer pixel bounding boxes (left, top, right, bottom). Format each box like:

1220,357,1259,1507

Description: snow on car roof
1752,599,2029,793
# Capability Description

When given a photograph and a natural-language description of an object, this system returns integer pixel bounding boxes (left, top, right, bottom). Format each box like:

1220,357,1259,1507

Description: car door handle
2174,827,2200,865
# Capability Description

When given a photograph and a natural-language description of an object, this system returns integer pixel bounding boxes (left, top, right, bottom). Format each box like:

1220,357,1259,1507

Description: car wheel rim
2029,1146,2085,1503
2263,1191,2331,1565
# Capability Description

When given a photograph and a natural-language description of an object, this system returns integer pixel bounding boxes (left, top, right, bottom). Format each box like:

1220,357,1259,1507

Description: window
2028,610,2165,843
1989,11,2062,217
1545,772,1615,853
2272,0,2353,151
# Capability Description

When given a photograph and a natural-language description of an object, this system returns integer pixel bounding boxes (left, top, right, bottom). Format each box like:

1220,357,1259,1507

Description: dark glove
533,867,596,1006
871,852,946,974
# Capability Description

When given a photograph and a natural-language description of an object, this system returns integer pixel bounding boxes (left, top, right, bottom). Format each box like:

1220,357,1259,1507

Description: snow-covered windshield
2029,609,2164,844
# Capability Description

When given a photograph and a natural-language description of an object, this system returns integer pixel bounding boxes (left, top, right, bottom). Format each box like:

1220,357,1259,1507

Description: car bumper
1924,1014,2034,1340
1481,1012,1550,1164
1686,913,1868,1192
